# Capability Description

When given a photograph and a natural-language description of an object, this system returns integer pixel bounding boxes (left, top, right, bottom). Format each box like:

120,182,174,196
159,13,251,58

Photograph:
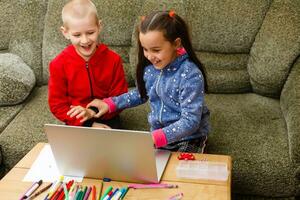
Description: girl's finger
103,125,112,129
94,109,107,118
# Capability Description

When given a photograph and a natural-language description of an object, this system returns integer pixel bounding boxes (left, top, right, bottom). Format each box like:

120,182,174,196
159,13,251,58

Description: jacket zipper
85,62,94,99
156,70,164,124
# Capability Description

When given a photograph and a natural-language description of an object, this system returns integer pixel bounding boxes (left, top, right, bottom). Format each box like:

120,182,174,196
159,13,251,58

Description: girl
86,10,210,153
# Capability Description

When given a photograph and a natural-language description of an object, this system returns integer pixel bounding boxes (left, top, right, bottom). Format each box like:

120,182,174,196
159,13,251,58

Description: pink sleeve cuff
103,98,117,113
152,129,168,148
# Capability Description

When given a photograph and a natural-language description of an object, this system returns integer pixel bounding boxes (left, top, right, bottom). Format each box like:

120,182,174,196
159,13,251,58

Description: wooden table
0,143,232,199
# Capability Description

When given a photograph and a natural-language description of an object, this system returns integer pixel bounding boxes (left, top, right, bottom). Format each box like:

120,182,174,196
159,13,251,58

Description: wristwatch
88,106,99,114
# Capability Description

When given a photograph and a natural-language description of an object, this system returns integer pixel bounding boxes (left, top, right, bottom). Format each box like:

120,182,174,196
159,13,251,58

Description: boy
48,0,128,128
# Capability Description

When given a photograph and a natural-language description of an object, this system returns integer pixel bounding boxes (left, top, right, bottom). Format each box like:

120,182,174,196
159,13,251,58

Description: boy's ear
60,26,69,40
98,20,103,32
174,38,182,48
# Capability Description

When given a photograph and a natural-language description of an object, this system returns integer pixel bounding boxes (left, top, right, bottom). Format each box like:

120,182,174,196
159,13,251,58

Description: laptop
44,124,171,183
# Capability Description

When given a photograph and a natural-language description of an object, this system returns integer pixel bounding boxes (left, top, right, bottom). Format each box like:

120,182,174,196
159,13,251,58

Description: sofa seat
206,93,296,197
0,86,61,174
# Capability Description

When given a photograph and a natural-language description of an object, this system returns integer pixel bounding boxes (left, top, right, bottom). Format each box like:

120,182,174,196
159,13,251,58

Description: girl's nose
147,54,154,61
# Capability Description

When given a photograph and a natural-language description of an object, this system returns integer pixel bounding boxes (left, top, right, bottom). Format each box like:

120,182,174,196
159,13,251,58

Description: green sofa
0,0,299,199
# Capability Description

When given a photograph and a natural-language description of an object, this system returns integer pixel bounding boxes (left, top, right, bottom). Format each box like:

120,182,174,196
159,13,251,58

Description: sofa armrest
280,57,300,164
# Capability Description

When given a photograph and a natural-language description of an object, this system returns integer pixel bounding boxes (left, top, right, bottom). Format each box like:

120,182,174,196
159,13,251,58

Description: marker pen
19,180,43,200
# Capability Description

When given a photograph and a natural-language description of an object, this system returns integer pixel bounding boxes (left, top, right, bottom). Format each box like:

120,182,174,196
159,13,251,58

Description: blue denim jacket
112,53,210,144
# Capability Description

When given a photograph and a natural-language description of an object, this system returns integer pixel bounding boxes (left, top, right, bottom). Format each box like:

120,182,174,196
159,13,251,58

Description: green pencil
100,186,112,200
81,186,87,200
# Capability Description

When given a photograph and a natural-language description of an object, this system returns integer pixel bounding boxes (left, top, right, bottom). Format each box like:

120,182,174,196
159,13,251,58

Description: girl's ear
174,37,182,48
60,26,69,40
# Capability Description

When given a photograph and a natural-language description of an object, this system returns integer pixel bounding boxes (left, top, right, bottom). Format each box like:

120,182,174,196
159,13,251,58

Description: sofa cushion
198,52,251,93
0,104,24,133
0,86,61,173
0,53,36,106
206,93,295,196
9,1,47,85
248,0,300,98
129,0,269,93
120,101,150,131
187,0,272,53
0,0,12,50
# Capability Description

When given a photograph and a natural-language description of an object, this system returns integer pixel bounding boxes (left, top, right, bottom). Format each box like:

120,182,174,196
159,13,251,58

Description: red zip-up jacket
48,44,128,126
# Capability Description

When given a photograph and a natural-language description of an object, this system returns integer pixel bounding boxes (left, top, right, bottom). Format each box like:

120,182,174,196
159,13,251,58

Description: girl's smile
139,31,181,70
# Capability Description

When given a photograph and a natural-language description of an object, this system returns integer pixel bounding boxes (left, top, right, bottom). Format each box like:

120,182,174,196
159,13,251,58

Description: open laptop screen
45,124,170,183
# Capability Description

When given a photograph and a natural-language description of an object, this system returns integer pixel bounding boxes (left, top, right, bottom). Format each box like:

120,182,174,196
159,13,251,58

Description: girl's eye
88,32,95,35
73,34,80,37
153,49,160,53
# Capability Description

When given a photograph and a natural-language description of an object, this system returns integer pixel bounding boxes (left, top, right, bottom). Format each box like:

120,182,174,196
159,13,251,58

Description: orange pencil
92,185,96,200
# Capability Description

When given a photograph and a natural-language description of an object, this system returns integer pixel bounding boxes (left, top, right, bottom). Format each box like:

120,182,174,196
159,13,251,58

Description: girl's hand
67,105,96,122
92,122,111,129
86,99,109,118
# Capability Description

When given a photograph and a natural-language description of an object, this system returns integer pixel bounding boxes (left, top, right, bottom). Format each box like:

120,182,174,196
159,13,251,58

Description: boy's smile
61,15,101,61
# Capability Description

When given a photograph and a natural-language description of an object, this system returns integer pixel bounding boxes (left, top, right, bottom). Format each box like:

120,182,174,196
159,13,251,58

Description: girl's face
61,15,101,61
139,30,181,70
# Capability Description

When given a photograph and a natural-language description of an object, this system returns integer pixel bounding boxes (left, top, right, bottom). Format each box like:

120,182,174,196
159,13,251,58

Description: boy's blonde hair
62,0,99,27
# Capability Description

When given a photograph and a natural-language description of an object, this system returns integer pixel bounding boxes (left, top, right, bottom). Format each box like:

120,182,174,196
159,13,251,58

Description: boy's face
61,15,101,61
139,30,181,70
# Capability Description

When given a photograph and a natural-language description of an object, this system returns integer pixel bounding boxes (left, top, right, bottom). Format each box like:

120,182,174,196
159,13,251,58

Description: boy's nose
81,35,89,44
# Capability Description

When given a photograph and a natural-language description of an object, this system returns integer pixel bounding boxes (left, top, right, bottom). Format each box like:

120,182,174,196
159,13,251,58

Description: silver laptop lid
45,124,170,183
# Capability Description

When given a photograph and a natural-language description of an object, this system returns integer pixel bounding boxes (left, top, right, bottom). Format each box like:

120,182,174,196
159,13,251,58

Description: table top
0,143,232,199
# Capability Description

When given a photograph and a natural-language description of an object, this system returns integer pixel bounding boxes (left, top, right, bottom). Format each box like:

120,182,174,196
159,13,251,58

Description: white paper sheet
23,144,83,182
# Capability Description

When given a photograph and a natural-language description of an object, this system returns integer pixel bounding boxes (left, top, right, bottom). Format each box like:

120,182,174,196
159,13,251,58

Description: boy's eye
88,32,95,35
73,34,80,37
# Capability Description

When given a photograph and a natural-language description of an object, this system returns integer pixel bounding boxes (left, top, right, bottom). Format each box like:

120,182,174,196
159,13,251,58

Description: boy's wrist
88,106,99,115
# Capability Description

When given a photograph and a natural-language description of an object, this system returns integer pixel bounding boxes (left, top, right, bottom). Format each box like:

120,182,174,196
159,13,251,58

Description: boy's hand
86,99,109,118
92,122,111,129
67,105,96,123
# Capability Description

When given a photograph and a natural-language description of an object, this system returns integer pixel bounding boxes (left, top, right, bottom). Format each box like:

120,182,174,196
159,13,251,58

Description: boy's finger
67,108,75,116
76,111,85,119
70,109,81,118
67,105,80,115
80,116,88,123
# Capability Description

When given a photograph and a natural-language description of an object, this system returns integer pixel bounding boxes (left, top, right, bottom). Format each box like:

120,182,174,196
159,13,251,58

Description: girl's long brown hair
136,11,207,100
